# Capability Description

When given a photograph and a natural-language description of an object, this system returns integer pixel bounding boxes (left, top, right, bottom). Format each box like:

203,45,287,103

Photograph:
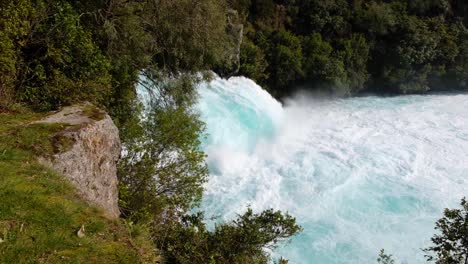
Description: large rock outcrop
37,104,121,219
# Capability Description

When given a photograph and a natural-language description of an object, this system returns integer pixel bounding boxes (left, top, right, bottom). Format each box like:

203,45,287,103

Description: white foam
196,77,468,263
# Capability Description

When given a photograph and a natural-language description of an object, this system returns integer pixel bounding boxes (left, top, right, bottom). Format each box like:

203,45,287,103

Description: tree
302,33,347,94
354,1,398,36
377,249,395,264
264,29,304,95
337,33,370,94
227,0,252,18
0,0,112,111
237,0,468,96
239,39,269,84
118,74,208,222
424,198,468,264
408,0,450,17
142,0,229,74
450,0,468,26
0,0,33,110
288,0,350,36
250,0,275,24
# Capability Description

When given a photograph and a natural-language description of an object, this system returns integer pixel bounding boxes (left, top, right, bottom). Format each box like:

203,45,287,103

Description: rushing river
196,76,468,264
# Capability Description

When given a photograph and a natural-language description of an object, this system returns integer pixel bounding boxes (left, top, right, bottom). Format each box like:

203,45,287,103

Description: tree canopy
234,0,468,96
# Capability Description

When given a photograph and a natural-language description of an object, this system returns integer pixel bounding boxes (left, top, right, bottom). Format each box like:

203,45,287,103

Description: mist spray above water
196,76,468,263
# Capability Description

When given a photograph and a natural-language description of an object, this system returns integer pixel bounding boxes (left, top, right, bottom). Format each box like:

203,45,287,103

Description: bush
17,1,112,110
0,0,112,111
424,198,468,263
0,0,34,109
159,209,302,264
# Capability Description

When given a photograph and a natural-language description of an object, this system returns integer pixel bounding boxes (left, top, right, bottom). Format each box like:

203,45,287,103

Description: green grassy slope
0,112,155,264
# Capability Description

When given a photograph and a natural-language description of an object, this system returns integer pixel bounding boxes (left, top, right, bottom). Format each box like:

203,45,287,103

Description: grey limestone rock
37,104,121,219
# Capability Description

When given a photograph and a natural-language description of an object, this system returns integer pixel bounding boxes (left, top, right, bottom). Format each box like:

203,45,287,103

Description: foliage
239,38,269,84
118,74,208,223
301,33,347,94
0,0,231,116
337,34,370,94
141,0,229,74
158,209,302,264
288,0,350,36
377,249,396,264
0,0,34,110
263,29,304,96
276,257,289,264
0,113,155,263
424,198,468,264
0,0,112,111
211,208,302,259
234,0,468,96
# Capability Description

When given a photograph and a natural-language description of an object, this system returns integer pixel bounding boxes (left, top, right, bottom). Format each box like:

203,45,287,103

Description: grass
0,112,155,263
82,104,106,121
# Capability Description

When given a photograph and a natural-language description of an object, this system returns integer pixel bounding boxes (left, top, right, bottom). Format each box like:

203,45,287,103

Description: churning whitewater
196,76,468,264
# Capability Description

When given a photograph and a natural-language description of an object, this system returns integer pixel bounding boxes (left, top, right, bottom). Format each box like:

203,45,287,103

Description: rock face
219,9,244,77
37,104,121,219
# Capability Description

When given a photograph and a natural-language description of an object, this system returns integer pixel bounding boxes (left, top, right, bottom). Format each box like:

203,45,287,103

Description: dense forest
0,0,467,263
233,0,468,97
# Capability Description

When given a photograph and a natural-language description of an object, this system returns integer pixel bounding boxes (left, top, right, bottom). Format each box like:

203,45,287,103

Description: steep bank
0,107,155,263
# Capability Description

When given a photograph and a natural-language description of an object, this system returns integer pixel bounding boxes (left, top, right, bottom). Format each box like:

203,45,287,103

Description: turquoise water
196,76,468,263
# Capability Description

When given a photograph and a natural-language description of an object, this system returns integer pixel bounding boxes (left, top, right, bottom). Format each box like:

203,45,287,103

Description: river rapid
196,76,468,264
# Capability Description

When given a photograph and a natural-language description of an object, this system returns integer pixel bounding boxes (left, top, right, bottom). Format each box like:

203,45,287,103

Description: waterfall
196,75,468,263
